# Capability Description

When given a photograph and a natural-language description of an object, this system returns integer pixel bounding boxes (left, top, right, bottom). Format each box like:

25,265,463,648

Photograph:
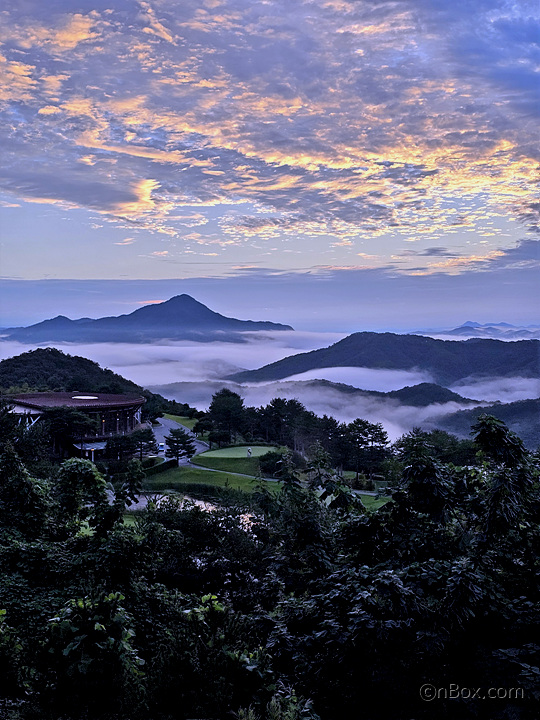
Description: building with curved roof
9,392,146,459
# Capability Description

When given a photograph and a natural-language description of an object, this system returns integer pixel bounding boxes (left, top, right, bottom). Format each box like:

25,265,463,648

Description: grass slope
359,495,388,511
142,466,258,493
164,414,198,430
199,446,277,458
193,445,280,476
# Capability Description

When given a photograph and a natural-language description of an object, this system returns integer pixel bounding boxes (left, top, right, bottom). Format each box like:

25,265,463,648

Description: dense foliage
0,414,538,720
0,348,141,395
198,391,479,477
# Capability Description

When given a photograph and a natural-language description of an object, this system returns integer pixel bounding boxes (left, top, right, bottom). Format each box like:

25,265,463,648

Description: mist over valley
2,294,538,445
2,328,538,446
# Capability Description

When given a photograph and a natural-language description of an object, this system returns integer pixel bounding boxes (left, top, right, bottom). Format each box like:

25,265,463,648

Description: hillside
283,379,473,406
0,347,141,394
385,382,472,406
3,294,293,343
430,399,540,450
227,332,540,385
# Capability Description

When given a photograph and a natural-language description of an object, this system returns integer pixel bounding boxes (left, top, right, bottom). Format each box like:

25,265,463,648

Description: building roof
73,441,108,451
8,392,146,411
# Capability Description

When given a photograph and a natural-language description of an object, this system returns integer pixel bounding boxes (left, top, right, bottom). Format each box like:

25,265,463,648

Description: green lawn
142,465,261,493
192,456,260,476
359,494,389,511
163,414,198,430
192,445,279,477
199,445,277,458
142,465,384,509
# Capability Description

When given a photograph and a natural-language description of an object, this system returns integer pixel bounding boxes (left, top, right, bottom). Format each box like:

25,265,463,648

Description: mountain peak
5,295,293,343
161,294,202,305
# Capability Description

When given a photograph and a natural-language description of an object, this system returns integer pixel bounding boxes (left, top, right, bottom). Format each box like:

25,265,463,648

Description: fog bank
0,332,345,387
1,336,535,442
279,367,434,392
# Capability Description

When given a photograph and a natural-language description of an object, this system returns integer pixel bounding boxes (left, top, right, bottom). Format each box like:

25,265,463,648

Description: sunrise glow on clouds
0,0,538,326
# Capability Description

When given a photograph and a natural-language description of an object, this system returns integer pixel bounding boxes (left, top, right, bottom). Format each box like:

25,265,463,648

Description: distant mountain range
1,294,293,343
417,321,540,340
227,332,540,385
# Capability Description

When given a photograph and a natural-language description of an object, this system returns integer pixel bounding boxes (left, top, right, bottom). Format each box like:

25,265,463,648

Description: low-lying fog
0,332,345,386
283,367,434,392
1,334,538,442
147,378,487,442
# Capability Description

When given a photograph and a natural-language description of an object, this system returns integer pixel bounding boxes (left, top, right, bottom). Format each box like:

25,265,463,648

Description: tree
472,414,533,539
165,428,197,464
208,389,245,443
258,398,308,448
0,443,48,538
106,434,138,462
399,433,452,521
394,428,477,466
131,427,158,460
0,400,19,451
472,413,527,467
46,592,144,715
41,407,99,457
344,418,389,479
54,458,108,530
208,429,230,449
193,415,213,437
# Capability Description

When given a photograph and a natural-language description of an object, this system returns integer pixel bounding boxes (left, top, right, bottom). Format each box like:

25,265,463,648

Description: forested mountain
151,377,475,411
385,382,472,406
0,348,141,394
228,332,540,384
432,398,540,449
2,294,293,343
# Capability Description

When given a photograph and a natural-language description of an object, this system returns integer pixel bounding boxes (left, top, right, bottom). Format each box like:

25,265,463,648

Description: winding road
152,416,209,463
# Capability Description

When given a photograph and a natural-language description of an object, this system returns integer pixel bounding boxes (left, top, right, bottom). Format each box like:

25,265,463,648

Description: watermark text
420,684,524,702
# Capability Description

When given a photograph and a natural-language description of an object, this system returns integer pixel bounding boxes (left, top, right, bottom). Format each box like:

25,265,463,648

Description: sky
1,0,539,330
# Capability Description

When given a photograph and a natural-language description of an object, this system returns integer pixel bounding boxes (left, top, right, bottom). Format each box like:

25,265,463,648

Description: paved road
152,416,209,464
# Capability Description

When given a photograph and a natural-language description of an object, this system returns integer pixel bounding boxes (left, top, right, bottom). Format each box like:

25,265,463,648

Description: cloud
0,336,495,442
449,376,540,404
0,0,537,276
271,366,434,391
147,377,488,442
0,332,346,386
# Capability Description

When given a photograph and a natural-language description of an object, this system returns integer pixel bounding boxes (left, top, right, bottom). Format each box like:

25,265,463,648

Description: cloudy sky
1,0,538,330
